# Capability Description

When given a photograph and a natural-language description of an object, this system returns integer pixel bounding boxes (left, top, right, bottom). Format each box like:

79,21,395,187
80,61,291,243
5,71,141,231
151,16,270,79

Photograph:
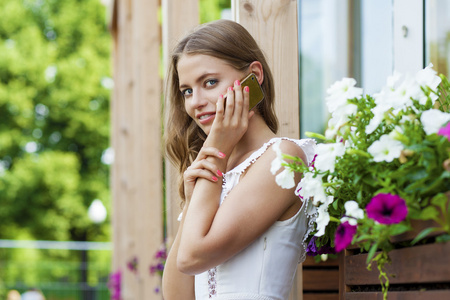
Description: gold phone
241,73,265,110
223,73,265,110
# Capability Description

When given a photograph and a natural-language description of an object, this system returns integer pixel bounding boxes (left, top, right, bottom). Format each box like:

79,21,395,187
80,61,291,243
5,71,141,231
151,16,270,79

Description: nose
190,90,208,109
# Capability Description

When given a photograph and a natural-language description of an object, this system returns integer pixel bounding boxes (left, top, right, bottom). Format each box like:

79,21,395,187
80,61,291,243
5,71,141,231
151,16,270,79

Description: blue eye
181,88,193,97
205,79,218,87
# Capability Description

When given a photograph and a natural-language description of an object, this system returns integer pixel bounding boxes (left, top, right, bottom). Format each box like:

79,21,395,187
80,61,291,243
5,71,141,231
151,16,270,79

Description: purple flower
155,248,167,260
318,244,336,255
306,236,337,256
306,237,319,256
310,154,318,168
366,193,408,225
108,270,121,300
438,122,450,141
127,256,138,273
335,221,357,252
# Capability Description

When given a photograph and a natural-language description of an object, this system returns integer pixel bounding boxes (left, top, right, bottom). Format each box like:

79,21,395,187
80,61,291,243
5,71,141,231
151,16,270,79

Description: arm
162,205,195,300
162,147,226,299
178,140,307,275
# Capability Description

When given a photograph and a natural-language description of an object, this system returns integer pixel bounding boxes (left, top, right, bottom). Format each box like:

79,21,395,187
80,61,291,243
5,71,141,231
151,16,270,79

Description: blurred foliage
0,0,112,292
0,0,111,242
200,0,231,23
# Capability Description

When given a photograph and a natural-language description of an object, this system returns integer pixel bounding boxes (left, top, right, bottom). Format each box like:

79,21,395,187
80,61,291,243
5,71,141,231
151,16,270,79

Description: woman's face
177,54,246,135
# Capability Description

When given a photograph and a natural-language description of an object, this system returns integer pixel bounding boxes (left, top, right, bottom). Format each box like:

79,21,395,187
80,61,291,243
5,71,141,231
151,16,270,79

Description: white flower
326,78,363,114
314,143,345,172
314,203,330,237
275,168,295,189
271,140,295,189
270,140,284,174
296,173,327,206
390,76,421,109
345,201,364,219
325,115,346,140
340,200,364,225
386,70,402,88
367,134,404,162
365,103,388,134
415,63,441,93
420,109,450,135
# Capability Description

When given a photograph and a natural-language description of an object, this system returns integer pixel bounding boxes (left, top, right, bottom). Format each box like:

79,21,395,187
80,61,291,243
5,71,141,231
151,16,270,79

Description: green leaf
436,234,450,243
366,243,379,264
305,132,327,141
388,224,410,236
411,227,441,245
431,193,448,212
418,206,440,221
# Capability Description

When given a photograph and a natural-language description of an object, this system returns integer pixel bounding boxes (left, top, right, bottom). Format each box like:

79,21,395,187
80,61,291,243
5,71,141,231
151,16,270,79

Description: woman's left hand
205,80,254,155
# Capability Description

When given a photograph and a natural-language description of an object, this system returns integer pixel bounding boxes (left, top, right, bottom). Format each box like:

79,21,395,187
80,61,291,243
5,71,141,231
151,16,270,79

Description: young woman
162,19,316,300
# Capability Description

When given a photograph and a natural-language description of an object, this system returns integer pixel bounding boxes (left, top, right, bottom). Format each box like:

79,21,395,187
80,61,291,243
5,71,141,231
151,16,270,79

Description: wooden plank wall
161,0,199,252
110,0,163,299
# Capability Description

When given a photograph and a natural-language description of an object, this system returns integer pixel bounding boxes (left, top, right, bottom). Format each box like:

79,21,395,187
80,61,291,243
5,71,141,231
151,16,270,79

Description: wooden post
161,0,199,249
111,0,163,299
233,0,302,299
234,0,300,138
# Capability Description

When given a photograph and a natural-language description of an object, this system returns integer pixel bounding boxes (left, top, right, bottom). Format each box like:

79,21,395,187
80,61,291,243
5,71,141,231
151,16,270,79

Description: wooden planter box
340,220,450,299
303,255,340,300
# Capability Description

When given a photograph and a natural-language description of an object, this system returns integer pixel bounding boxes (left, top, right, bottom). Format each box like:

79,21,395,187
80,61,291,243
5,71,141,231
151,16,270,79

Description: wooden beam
162,0,199,249
234,0,300,138
112,0,163,299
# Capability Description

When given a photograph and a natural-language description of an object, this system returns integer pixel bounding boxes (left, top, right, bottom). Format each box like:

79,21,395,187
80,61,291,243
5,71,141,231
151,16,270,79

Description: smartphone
241,73,265,110
223,73,265,110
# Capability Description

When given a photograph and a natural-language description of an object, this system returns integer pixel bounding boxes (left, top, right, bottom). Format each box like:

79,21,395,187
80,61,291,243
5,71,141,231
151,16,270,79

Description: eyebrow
179,72,220,90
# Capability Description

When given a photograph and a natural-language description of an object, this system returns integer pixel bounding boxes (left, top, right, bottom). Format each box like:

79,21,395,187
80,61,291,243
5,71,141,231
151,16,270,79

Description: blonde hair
164,19,278,203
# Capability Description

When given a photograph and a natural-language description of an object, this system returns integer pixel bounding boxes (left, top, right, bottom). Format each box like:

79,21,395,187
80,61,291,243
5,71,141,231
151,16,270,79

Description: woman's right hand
183,147,226,202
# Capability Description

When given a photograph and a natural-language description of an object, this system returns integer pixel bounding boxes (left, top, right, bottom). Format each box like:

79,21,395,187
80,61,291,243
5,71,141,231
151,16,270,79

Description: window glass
298,0,393,137
425,0,450,77
299,0,349,137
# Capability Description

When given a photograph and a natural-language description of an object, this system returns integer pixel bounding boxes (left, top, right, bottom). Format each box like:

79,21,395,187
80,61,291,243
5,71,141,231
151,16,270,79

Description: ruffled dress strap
221,137,316,204
226,137,316,176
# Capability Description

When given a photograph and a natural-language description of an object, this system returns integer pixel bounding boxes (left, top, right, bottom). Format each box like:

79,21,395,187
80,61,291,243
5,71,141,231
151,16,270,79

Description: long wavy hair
164,19,278,203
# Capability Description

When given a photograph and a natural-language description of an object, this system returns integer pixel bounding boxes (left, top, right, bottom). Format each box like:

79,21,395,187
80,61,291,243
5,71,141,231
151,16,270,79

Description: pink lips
196,112,216,125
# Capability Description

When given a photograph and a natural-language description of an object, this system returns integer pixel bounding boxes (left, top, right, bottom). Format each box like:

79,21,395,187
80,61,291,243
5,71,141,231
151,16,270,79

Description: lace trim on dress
208,267,218,298
299,198,318,264
221,138,314,201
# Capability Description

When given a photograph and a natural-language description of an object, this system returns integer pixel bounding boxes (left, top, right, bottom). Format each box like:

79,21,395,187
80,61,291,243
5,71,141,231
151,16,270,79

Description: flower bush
273,65,450,298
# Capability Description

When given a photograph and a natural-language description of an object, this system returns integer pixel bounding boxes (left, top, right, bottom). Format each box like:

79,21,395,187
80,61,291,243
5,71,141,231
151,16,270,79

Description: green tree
0,0,112,293
0,0,111,242
200,0,232,23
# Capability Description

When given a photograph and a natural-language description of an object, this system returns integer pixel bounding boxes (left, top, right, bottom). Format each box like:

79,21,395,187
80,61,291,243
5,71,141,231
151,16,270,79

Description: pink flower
438,122,450,141
335,221,357,252
366,193,408,225
127,256,138,273
108,270,121,300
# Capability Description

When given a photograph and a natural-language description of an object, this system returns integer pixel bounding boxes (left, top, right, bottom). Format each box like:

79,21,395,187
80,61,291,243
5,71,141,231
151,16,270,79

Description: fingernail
212,176,218,182
217,170,223,177
218,152,226,158
235,80,240,86
228,86,233,91
244,86,249,92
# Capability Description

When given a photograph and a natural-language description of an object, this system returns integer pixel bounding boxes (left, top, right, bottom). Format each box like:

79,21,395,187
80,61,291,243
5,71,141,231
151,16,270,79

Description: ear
248,61,264,85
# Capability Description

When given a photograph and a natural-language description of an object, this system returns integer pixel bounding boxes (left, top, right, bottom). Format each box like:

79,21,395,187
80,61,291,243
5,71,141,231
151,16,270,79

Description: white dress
194,137,316,300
